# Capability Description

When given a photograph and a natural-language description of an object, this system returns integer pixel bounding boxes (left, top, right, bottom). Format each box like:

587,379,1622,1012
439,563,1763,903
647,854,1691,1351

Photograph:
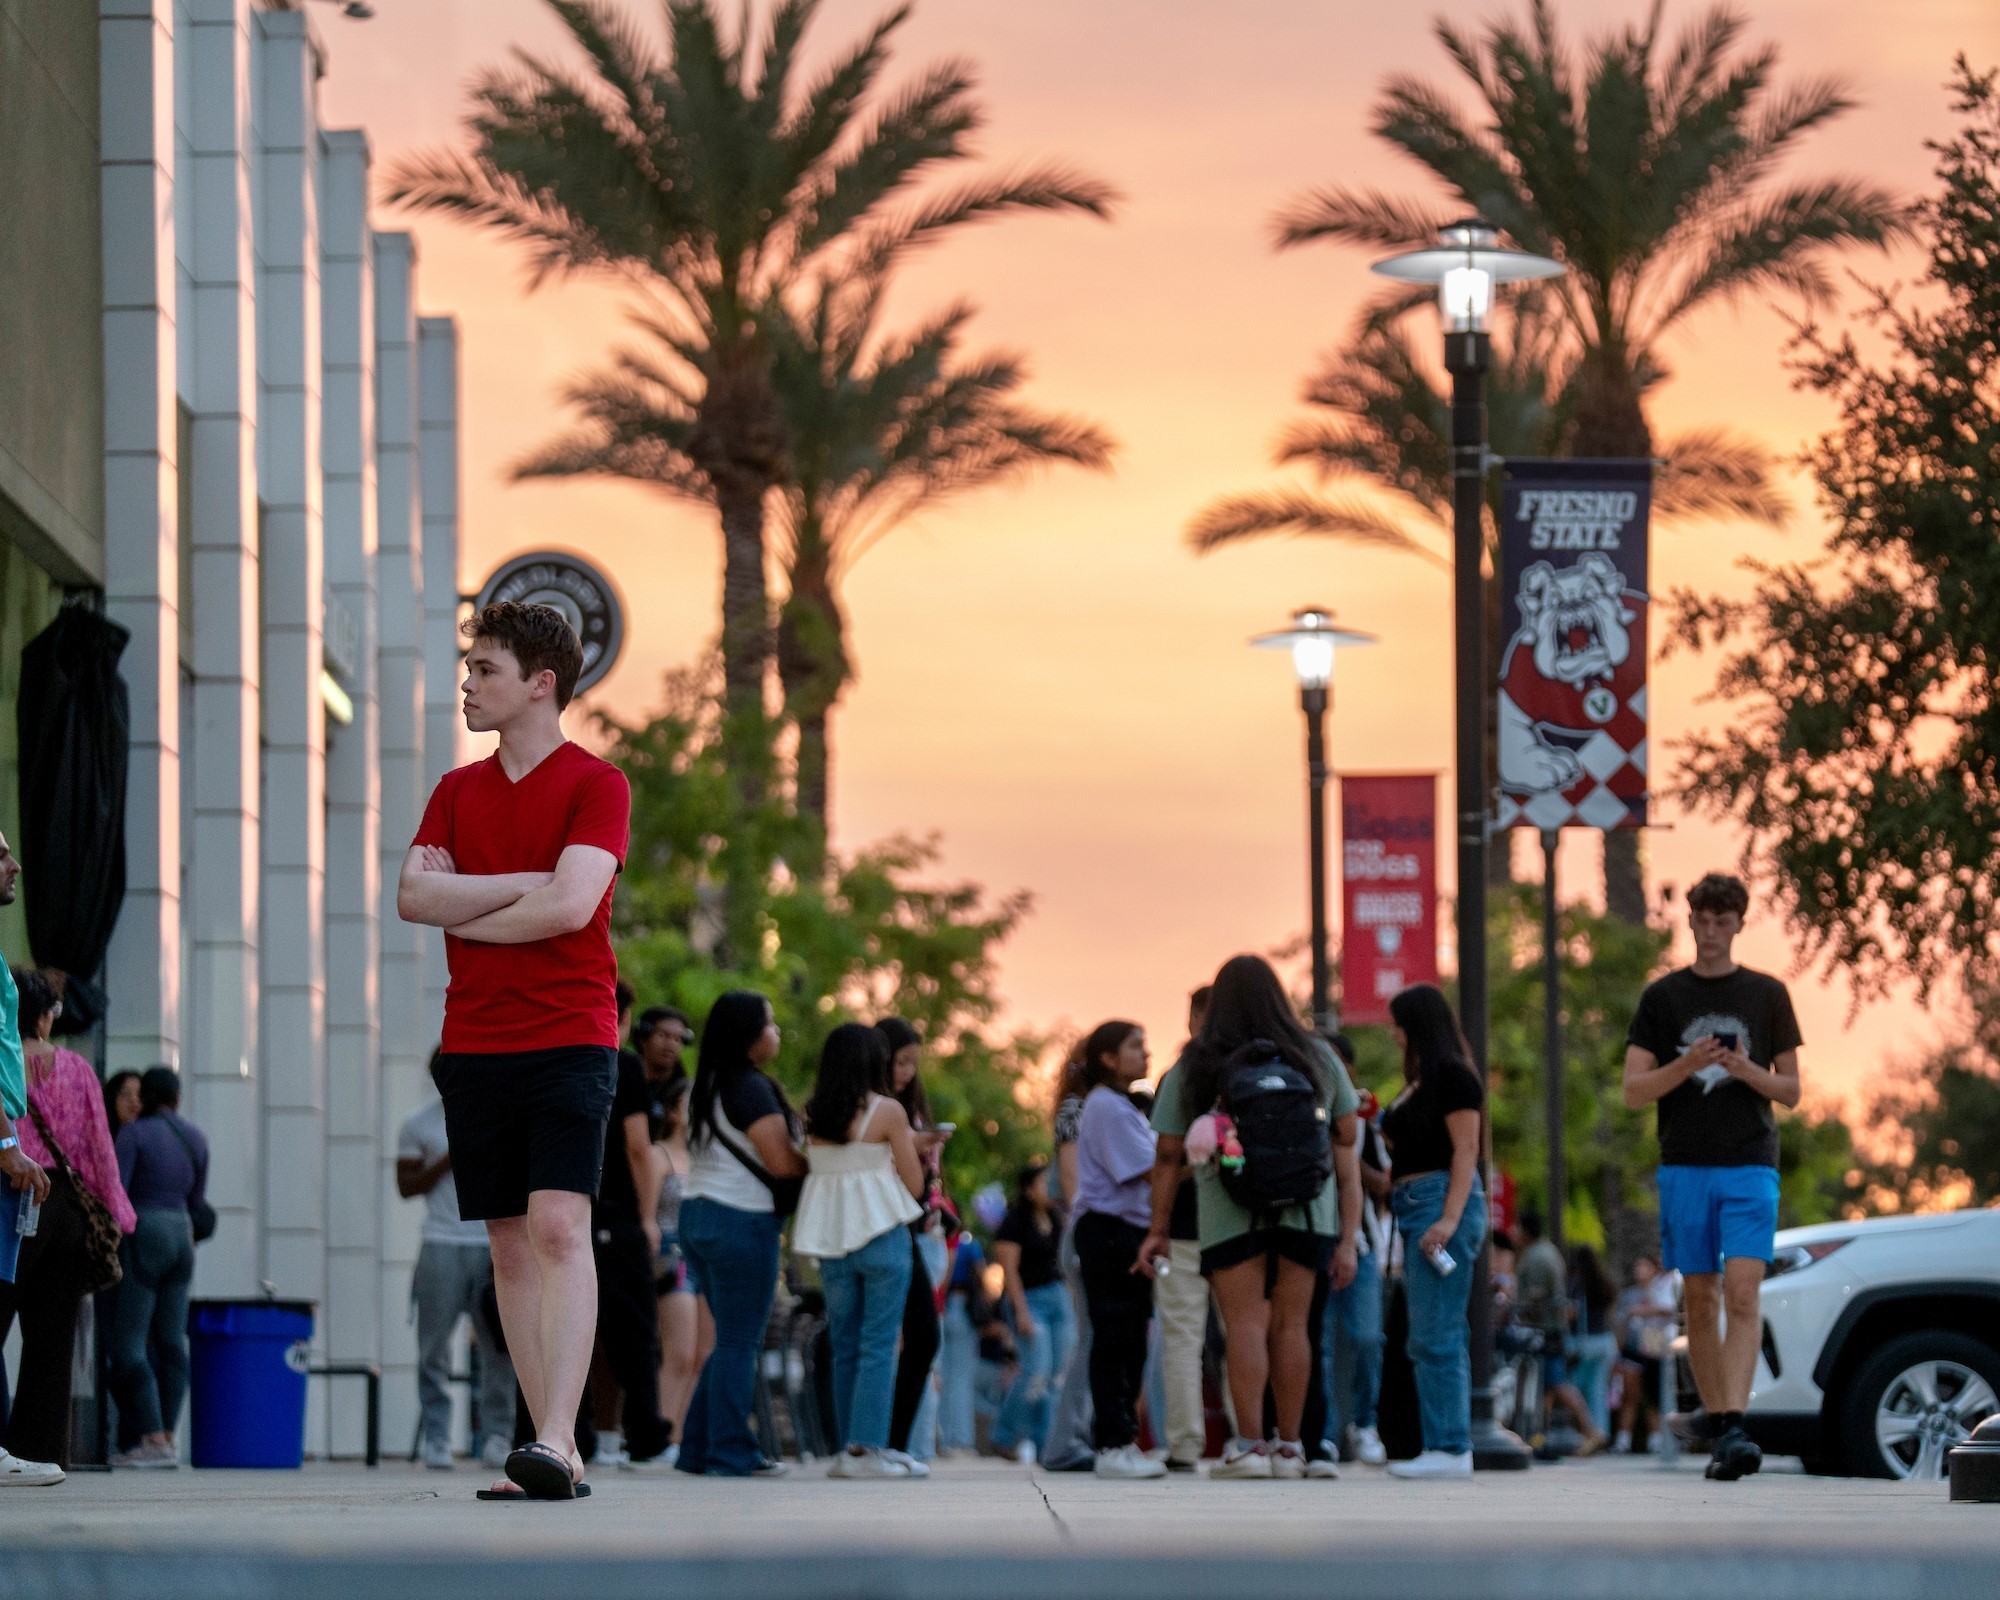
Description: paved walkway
5,1454,1997,1598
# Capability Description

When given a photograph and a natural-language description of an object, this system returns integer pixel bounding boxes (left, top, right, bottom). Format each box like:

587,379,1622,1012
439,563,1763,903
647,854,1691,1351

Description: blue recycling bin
187,1298,316,1468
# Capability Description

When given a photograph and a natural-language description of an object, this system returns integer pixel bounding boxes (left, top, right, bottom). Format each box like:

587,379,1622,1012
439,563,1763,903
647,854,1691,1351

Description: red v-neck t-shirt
413,740,631,1054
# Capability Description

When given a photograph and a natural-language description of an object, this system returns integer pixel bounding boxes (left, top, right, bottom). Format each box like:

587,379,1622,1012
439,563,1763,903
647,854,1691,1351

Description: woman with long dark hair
1140,955,1360,1479
0,969,135,1471
1569,1243,1620,1438
1380,982,1486,1479
875,1017,951,1473
795,1024,925,1477
1068,1018,1166,1478
103,1071,142,1135
675,991,805,1477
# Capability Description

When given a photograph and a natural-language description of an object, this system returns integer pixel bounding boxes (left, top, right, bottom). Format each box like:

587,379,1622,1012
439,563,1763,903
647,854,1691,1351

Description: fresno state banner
1340,775,1439,1026
1495,459,1652,831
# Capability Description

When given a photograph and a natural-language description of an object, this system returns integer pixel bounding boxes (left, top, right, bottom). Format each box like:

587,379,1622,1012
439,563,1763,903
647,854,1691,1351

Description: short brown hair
1686,872,1750,918
463,601,584,709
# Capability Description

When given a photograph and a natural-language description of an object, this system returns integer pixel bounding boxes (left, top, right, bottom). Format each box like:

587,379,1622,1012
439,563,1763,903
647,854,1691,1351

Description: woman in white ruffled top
793,1024,926,1479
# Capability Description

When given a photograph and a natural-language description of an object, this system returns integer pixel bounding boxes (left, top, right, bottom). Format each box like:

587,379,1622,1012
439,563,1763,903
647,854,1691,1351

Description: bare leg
1681,1273,1725,1413
526,1189,598,1470
487,1215,543,1491
657,1290,702,1434
1265,1260,1317,1443
1210,1260,1273,1438
1719,1258,1765,1413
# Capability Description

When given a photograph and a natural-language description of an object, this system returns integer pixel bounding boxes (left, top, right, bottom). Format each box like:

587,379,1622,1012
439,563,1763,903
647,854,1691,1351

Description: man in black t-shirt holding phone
1623,873,1803,1481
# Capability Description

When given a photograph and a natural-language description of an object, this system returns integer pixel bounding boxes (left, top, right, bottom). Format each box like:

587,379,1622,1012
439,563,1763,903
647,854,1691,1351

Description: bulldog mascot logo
1497,551,1648,819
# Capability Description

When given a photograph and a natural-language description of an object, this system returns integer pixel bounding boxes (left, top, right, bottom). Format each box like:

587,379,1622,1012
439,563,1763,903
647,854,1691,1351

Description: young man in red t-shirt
397,601,630,1501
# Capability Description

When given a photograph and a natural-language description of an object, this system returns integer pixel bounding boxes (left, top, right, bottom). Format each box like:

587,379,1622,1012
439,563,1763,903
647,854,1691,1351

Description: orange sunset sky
317,0,2000,1113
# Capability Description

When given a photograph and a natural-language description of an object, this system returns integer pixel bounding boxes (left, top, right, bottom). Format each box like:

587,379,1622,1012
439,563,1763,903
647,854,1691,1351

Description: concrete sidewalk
4,1453,1996,1598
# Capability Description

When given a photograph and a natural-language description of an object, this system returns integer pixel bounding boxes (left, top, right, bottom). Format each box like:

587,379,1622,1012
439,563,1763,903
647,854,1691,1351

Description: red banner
1339,775,1439,1026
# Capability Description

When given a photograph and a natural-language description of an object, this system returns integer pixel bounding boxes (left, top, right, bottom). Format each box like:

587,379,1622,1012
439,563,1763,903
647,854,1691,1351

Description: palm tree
767,279,1114,841
387,0,1114,797
1264,0,1906,920
522,271,1114,854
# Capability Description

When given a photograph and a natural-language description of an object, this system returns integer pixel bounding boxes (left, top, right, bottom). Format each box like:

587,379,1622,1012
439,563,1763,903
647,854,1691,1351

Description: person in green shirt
1140,954,1359,1480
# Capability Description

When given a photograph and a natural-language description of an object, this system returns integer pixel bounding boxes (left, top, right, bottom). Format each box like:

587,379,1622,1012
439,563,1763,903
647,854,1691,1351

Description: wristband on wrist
0,1135,17,1153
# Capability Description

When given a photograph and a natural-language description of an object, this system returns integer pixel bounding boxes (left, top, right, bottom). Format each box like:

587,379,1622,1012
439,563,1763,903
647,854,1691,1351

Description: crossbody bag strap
709,1116,781,1200
160,1114,210,1184
24,1097,75,1175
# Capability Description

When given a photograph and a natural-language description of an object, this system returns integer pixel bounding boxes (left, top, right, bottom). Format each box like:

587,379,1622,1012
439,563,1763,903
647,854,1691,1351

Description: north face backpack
1216,1040,1333,1215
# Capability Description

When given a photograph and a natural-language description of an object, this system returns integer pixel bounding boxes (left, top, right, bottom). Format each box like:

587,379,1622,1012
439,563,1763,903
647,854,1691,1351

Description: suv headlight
1766,1238,1852,1279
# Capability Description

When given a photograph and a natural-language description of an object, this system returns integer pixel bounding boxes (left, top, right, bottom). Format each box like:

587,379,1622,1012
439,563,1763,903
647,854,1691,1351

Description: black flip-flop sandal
476,1483,593,1501
505,1443,588,1500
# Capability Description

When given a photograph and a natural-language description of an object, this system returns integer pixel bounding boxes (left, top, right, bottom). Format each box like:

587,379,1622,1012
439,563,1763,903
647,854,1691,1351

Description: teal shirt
0,957,23,1120
1150,1039,1359,1250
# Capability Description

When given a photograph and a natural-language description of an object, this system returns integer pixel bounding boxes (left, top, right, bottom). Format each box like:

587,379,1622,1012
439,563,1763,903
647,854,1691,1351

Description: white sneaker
1386,1449,1473,1479
832,1446,910,1479
1013,1440,1036,1465
0,1449,64,1487
420,1437,455,1471
1208,1438,1273,1479
1611,1430,1632,1455
882,1448,930,1479
1271,1440,1307,1480
1354,1426,1387,1466
1305,1455,1342,1479
619,1451,679,1473
109,1438,179,1471
1093,1444,1167,1479
478,1436,511,1470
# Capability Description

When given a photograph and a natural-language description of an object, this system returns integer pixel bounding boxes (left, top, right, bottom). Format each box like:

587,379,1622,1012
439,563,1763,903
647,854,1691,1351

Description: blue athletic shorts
1657,1164,1779,1276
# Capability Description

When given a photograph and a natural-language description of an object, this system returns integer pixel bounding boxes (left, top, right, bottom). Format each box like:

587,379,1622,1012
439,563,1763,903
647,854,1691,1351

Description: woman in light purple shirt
1070,1019,1165,1479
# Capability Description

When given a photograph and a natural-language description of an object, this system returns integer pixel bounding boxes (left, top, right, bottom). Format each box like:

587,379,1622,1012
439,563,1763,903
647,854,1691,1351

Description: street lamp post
1374,218,1564,1472
1253,609,1375,1032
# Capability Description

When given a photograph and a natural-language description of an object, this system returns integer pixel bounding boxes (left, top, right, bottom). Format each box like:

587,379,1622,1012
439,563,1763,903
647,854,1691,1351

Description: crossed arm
396,843,619,943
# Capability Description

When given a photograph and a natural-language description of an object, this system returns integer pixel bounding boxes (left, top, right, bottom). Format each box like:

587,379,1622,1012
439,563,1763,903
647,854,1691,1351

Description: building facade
1,0,472,1455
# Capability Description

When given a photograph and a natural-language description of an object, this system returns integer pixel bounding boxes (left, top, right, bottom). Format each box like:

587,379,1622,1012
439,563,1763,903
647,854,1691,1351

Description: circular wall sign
473,551,625,694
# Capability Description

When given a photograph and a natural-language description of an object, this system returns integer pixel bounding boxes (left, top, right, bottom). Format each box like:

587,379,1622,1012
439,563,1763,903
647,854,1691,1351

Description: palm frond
1655,426,1787,526
1272,186,1453,252
852,163,1118,274
1185,489,1447,565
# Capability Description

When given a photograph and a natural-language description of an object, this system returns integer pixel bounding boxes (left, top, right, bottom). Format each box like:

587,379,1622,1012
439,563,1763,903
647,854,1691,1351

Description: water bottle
15,1189,39,1237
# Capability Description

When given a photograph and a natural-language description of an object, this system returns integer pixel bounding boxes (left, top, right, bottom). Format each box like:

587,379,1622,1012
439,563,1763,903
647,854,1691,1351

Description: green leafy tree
599,665,1049,1203
1865,985,2000,1211
388,0,1114,891
1265,0,1906,921
1676,61,2000,999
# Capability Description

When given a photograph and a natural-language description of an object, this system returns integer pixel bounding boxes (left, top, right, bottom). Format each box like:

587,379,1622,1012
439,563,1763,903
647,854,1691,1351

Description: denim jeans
1573,1329,1619,1435
1393,1171,1488,1456
1324,1246,1385,1437
1041,1219,1095,1467
939,1290,980,1451
676,1196,782,1476
904,1230,950,1458
411,1238,515,1454
991,1280,1073,1452
108,1208,197,1438
819,1225,914,1451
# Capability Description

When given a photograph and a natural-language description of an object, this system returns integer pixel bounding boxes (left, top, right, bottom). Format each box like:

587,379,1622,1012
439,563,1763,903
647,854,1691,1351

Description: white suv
1743,1207,2000,1478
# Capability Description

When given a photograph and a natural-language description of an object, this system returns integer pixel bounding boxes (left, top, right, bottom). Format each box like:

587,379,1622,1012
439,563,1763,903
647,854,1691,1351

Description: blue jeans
1573,1329,1618,1435
1393,1171,1488,1456
819,1226,914,1451
676,1196,781,1476
992,1280,1073,1452
1323,1245,1385,1437
905,1230,949,1458
939,1290,980,1451
109,1208,197,1437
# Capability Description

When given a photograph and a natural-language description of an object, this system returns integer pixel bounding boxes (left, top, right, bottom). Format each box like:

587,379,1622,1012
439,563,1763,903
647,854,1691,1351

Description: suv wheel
1837,1330,2000,1480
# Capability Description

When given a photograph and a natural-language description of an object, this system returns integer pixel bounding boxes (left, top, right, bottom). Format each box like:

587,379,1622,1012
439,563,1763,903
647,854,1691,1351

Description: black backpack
1216,1041,1332,1215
